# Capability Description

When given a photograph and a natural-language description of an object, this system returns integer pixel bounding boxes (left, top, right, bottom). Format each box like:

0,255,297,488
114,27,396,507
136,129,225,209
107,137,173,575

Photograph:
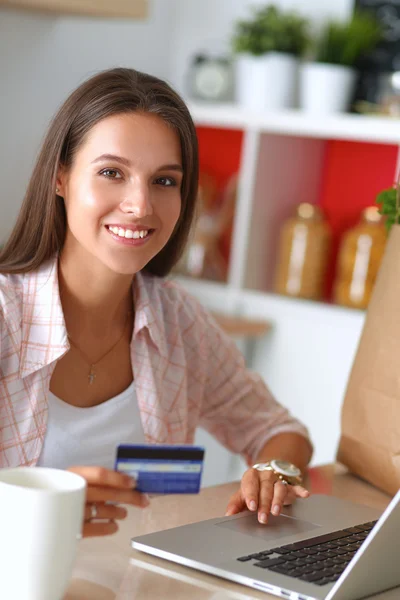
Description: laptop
131,489,400,600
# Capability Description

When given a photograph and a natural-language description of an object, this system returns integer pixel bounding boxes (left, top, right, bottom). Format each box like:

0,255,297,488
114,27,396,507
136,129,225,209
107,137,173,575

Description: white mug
0,467,87,600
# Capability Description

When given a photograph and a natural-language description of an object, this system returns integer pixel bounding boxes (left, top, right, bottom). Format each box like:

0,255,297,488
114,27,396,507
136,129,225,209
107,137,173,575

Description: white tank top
36,381,145,470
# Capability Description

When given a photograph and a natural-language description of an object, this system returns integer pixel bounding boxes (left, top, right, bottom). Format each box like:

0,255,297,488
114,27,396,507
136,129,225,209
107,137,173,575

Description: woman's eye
155,176,177,187
99,168,122,179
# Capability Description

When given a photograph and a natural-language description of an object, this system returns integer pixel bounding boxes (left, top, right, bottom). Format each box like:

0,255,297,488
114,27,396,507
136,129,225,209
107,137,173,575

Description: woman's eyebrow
91,153,131,166
157,164,183,173
91,154,183,173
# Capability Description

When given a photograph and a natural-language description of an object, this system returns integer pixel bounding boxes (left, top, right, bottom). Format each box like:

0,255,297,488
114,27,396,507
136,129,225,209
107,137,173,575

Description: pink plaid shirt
0,257,310,468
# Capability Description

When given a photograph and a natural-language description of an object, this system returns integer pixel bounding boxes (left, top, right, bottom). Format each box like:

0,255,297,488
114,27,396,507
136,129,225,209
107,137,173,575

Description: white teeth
108,226,150,239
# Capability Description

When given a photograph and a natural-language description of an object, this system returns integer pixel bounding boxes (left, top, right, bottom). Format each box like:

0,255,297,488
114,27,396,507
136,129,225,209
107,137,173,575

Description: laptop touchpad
216,512,320,542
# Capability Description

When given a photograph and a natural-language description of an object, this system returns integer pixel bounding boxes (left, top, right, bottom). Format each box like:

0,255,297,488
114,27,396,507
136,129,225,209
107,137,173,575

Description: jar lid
296,203,322,220
362,206,383,223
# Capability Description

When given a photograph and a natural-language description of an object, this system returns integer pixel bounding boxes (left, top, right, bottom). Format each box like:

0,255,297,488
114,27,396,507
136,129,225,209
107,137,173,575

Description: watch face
271,459,301,478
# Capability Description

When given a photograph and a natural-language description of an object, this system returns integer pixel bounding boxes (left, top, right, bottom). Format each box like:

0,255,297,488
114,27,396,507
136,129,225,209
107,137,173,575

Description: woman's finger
293,485,310,497
68,466,135,489
257,476,276,524
270,481,290,517
82,519,119,538
283,485,310,506
84,502,128,522
240,468,261,512
225,490,246,516
282,486,297,505
86,485,149,507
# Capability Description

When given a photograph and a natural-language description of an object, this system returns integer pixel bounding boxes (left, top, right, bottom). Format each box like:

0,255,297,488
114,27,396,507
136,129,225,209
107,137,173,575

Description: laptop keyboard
237,520,377,587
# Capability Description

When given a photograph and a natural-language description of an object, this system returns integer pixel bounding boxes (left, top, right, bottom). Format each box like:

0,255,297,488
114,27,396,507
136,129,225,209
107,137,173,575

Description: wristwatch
252,459,303,486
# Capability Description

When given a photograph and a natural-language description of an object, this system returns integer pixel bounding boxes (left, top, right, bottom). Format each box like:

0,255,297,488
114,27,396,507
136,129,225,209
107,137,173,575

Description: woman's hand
225,467,310,524
68,466,149,537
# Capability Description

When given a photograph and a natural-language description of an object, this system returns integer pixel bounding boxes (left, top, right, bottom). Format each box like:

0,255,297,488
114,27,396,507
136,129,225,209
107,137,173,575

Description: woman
0,68,312,537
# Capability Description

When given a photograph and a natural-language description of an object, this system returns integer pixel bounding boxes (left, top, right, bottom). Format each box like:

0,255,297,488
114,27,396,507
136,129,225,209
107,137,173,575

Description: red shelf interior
196,126,243,261
318,140,398,300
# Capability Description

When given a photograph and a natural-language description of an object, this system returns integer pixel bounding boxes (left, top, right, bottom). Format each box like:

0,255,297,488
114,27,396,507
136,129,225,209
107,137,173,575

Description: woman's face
58,112,183,275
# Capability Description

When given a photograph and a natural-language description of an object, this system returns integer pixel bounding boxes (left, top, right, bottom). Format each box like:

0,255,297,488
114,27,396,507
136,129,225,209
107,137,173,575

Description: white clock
189,55,234,102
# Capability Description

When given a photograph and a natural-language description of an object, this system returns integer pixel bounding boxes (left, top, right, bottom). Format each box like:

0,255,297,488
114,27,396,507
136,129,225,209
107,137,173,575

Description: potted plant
299,11,381,114
232,5,310,111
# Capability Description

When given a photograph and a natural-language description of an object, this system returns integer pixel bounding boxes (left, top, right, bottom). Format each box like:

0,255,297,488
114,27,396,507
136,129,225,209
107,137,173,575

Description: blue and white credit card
114,444,205,494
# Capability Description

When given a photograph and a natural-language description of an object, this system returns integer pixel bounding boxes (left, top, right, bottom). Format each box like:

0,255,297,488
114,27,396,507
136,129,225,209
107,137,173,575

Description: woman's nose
119,185,153,218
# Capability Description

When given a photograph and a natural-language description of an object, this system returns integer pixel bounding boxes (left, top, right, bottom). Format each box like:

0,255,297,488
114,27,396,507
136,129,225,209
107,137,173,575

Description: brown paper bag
337,224,400,496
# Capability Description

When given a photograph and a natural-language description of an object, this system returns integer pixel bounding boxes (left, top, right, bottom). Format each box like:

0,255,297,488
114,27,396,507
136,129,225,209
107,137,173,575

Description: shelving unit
186,101,400,296
177,101,398,469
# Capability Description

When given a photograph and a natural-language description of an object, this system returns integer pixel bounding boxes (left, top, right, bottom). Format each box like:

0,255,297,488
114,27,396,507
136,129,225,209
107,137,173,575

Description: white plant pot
236,52,298,111
299,62,357,114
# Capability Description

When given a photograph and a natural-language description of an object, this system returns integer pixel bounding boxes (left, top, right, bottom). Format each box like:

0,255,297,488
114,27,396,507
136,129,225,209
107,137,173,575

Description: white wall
0,0,176,243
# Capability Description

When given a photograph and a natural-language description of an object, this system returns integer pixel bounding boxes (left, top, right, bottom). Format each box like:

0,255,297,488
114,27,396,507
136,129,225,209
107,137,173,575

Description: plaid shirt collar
18,257,166,379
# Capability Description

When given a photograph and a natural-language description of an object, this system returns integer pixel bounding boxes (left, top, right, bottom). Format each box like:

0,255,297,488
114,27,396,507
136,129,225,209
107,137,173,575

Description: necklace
67,310,132,385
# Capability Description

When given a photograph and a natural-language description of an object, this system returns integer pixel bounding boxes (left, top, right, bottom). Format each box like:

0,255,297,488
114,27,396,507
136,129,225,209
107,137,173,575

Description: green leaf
376,187,398,232
232,5,310,57
313,11,382,67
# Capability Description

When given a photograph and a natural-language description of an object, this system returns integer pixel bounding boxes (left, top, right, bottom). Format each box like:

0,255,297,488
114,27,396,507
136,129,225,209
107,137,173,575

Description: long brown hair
0,68,199,276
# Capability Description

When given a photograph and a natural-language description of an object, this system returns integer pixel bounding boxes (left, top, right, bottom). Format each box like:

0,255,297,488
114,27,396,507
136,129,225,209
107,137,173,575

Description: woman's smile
105,224,155,246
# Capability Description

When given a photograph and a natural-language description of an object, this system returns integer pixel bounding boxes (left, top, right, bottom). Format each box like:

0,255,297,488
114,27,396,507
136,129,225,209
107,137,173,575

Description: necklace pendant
88,366,96,385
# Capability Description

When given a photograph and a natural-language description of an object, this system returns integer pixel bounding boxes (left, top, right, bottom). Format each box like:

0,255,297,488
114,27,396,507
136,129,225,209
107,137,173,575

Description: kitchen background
1,0,399,485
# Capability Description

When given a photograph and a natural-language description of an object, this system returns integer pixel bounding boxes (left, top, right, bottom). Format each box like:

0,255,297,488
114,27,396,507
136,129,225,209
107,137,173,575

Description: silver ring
252,463,271,472
279,479,289,485
90,503,98,519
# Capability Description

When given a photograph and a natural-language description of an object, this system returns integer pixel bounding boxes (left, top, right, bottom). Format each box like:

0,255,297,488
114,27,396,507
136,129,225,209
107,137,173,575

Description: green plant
232,5,310,57
376,185,399,232
314,11,382,67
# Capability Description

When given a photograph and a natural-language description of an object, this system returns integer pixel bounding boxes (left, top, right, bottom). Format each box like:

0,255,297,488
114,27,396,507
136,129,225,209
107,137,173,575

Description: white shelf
188,101,400,145
175,275,365,320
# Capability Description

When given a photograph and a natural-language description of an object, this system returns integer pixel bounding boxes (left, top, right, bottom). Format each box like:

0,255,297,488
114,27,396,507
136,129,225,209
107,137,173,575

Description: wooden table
65,464,397,600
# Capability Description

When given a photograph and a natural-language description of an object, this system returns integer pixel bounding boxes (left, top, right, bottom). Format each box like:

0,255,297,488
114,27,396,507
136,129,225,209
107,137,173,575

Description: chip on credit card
114,444,205,494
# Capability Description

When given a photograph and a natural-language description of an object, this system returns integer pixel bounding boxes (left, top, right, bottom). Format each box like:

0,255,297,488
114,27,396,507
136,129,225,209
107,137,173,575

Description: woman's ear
55,165,67,198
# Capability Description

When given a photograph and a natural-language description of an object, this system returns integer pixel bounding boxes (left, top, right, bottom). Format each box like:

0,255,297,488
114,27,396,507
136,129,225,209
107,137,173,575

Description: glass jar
274,203,331,301
334,206,387,309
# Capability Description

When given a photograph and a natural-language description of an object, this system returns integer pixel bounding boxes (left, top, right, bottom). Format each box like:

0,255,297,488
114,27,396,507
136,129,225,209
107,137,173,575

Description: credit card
114,444,205,494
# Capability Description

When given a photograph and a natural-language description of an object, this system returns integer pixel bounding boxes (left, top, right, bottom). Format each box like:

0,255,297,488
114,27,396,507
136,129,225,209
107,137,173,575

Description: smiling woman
0,67,312,539
57,111,184,278
0,70,197,277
